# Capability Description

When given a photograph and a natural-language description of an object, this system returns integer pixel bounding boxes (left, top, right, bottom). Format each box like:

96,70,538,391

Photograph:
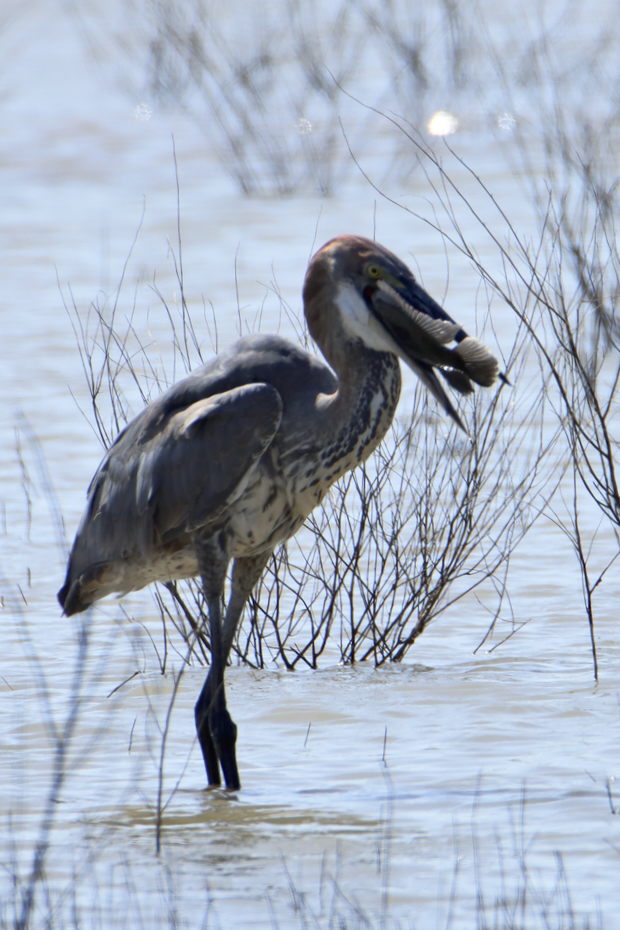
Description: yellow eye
366,264,382,279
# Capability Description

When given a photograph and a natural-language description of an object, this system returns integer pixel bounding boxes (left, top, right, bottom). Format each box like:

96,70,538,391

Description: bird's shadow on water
99,789,381,862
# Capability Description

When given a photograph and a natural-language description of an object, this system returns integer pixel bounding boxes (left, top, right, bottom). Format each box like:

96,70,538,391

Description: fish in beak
367,275,501,431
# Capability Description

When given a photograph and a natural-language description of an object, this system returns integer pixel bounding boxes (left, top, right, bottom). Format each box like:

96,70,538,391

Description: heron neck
318,329,403,457
318,320,399,393
305,293,402,442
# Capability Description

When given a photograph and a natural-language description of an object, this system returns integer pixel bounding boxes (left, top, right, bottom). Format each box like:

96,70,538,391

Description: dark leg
221,552,273,664
194,536,239,788
195,682,221,786
194,591,237,788
194,547,272,789
203,590,241,790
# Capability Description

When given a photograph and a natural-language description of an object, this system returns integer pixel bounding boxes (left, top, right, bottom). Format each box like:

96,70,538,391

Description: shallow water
2,2,620,928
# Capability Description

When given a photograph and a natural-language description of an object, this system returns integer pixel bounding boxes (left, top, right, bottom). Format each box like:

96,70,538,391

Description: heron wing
76,383,283,566
138,382,283,545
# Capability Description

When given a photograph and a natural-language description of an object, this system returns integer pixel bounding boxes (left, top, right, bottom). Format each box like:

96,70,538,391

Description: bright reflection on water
2,1,620,928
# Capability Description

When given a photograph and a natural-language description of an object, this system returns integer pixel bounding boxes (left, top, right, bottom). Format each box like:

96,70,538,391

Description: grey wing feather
140,383,283,546
59,383,283,613
98,383,282,556
59,335,333,614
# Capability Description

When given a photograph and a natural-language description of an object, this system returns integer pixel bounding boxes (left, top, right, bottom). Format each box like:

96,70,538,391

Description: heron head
303,235,501,429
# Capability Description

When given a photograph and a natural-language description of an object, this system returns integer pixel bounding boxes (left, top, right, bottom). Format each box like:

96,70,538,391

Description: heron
58,234,500,790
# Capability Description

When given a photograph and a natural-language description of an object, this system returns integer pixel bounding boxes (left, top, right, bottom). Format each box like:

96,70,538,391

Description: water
2,2,620,927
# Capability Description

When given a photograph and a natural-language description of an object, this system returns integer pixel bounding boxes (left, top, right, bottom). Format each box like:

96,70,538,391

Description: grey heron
59,235,501,790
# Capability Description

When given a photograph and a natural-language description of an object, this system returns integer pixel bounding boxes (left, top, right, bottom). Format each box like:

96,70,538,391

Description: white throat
335,281,405,359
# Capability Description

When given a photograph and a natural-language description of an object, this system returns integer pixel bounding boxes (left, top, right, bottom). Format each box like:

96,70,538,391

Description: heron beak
366,277,500,431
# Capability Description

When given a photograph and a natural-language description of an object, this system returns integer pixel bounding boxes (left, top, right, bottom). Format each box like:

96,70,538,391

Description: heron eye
367,264,382,279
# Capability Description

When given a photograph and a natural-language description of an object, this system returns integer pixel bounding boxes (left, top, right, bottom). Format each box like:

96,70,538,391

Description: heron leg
221,552,274,664
203,594,241,792
194,549,273,789
194,592,237,788
194,536,240,789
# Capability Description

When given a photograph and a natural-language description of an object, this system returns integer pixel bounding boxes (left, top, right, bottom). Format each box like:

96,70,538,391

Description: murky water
2,2,620,928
